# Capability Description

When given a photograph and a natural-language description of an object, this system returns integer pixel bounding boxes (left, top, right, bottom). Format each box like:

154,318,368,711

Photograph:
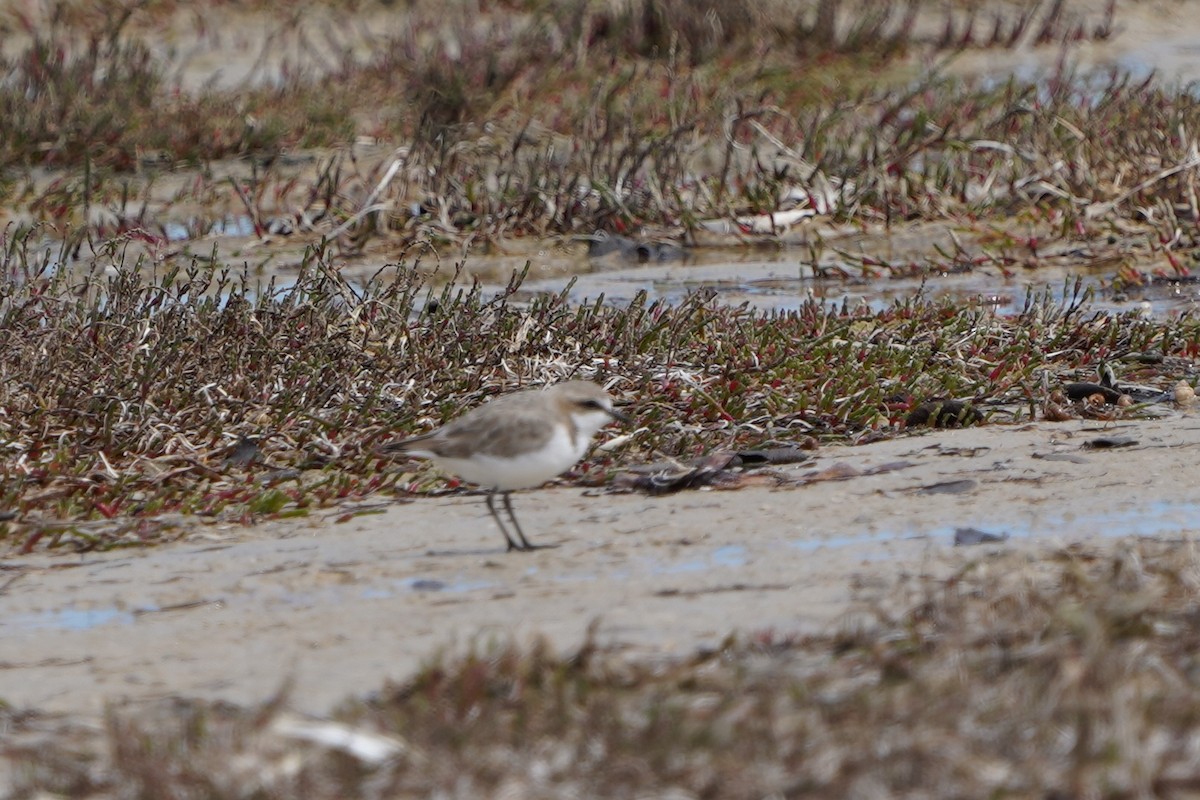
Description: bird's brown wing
416,395,559,459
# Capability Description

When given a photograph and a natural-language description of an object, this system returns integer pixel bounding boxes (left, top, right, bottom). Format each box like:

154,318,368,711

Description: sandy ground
3,412,1199,720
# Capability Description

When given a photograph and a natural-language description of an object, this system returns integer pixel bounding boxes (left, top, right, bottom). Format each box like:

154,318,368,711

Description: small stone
1175,381,1196,407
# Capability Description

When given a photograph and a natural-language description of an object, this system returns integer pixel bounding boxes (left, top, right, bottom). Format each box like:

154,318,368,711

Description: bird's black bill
607,407,633,424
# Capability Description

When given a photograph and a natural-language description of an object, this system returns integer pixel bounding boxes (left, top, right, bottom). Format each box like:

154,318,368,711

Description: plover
387,381,630,552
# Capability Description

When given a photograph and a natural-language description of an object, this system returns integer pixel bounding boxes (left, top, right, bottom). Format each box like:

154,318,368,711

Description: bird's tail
375,431,435,457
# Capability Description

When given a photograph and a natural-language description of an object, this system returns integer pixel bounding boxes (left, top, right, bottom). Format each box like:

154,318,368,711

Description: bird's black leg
502,491,556,551
485,491,522,551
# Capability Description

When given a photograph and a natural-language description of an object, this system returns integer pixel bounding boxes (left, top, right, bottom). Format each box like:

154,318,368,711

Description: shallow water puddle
1,573,499,633
7,606,138,632
815,498,1200,551
519,249,1200,318
24,219,1200,318
644,544,749,576
789,532,930,554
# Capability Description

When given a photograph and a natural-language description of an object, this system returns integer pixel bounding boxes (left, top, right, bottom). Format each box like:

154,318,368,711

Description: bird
385,381,631,552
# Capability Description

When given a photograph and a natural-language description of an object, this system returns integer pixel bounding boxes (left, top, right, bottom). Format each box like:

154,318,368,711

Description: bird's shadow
422,542,562,558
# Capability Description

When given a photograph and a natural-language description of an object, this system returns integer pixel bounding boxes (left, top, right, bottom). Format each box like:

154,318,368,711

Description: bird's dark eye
580,399,604,409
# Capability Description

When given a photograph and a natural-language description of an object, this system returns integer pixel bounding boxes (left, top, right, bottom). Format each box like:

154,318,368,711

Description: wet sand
3,412,1198,718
